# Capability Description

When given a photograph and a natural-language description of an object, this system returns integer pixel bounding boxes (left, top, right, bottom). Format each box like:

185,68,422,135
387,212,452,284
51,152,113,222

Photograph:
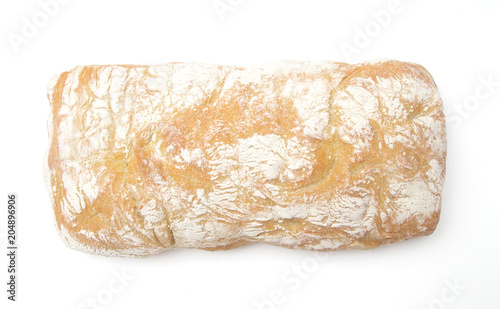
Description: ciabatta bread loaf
45,60,446,257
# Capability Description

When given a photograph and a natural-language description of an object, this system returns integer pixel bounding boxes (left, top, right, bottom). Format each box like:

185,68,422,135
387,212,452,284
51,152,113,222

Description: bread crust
45,60,446,257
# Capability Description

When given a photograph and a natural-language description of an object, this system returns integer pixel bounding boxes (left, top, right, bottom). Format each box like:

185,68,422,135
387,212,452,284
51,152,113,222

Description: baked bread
45,60,446,257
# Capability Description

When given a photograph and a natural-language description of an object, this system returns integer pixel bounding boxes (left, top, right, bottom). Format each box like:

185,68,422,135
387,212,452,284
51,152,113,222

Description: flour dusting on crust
46,60,446,256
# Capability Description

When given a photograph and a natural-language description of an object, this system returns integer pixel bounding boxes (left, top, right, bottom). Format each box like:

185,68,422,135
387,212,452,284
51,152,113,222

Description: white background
1,0,499,308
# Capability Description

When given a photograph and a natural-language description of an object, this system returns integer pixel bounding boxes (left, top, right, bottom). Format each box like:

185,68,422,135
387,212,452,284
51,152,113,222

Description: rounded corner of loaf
54,218,169,258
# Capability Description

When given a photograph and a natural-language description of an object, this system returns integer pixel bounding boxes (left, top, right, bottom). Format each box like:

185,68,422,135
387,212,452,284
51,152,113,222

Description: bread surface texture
45,60,446,257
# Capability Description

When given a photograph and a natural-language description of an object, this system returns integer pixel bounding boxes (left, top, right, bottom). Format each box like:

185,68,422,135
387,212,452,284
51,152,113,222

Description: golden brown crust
45,60,446,257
